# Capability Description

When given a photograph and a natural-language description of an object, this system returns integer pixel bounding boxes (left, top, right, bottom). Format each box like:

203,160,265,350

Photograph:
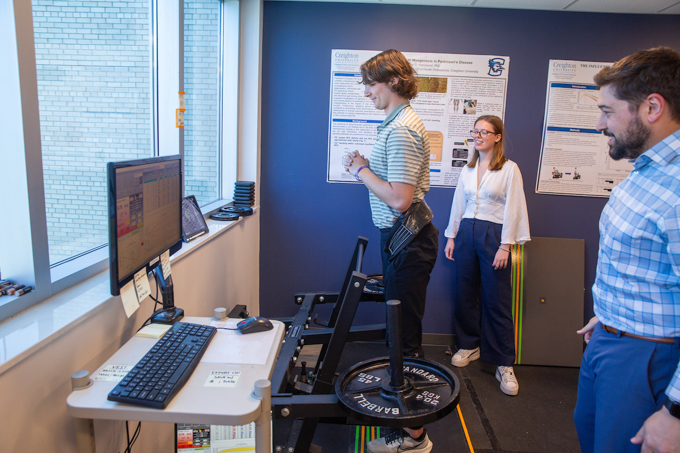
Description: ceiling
267,0,680,15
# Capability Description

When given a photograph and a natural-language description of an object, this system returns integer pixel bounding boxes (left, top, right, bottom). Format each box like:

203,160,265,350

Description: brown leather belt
601,323,675,344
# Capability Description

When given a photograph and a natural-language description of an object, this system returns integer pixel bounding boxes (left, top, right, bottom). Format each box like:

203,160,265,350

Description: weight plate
220,206,254,216
210,212,239,221
335,357,459,428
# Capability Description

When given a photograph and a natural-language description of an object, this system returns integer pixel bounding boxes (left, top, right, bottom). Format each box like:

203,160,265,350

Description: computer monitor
107,155,184,323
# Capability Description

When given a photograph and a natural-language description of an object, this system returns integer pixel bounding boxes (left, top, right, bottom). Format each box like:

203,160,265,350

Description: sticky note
136,323,172,339
134,268,151,302
161,249,171,279
94,365,134,381
120,280,140,317
205,370,241,387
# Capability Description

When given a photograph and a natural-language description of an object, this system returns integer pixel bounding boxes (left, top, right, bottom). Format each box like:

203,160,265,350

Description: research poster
327,50,510,187
535,60,633,197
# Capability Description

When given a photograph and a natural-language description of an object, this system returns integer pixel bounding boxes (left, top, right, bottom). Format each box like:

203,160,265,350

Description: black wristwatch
664,398,680,420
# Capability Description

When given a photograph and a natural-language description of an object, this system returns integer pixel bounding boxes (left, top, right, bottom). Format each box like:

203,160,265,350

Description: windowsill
0,209,256,376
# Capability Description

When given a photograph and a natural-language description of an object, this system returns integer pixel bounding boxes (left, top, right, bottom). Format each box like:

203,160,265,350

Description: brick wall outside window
33,0,153,263
184,0,220,207
33,0,221,263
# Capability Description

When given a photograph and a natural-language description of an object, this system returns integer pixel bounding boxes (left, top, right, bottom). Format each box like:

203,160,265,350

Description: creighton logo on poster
488,57,506,76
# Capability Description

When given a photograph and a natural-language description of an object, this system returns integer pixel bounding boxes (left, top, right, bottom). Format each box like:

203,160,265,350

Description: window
184,0,222,207
0,0,239,322
33,0,154,265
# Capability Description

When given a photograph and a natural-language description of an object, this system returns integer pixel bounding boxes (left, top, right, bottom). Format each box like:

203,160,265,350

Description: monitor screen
107,155,183,296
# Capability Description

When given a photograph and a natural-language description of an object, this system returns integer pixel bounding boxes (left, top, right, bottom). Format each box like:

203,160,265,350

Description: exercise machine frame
270,237,387,453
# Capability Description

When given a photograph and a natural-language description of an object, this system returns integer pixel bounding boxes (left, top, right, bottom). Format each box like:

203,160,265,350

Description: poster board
327,50,510,187
535,60,633,197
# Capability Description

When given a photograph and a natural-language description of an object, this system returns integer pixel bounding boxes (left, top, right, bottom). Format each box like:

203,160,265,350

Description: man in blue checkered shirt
574,47,680,453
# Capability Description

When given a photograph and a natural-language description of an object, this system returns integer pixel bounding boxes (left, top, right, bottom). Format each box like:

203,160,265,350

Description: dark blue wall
259,2,680,333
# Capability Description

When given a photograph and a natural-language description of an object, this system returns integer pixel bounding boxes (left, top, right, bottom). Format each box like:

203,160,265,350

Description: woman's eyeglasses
470,129,497,138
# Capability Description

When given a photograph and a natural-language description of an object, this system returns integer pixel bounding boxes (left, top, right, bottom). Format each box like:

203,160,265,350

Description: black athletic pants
380,222,438,358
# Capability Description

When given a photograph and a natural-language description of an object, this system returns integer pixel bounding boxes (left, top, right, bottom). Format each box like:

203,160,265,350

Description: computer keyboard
108,322,217,409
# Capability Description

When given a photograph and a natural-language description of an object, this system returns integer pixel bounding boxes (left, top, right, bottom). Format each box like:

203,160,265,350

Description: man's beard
604,114,651,161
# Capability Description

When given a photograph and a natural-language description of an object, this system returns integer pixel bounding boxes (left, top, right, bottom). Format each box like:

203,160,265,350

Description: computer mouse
237,316,274,334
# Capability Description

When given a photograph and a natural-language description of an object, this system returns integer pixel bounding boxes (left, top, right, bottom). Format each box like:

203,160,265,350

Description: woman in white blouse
444,115,530,396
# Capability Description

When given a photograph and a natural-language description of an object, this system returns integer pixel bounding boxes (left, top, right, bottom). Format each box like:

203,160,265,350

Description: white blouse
445,159,530,245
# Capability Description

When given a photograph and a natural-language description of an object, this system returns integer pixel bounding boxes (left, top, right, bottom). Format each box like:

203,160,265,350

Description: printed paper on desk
133,268,151,302
120,280,140,317
201,320,277,365
94,364,134,381
205,370,241,387
160,249,171,279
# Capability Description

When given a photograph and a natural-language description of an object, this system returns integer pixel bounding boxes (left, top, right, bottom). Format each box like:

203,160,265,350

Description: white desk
66,317,284,453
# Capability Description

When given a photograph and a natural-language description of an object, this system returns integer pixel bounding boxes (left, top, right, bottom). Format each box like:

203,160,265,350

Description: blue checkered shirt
593,129,680,401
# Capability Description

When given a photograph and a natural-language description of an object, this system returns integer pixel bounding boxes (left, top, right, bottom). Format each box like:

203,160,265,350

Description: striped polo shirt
369,101,431,229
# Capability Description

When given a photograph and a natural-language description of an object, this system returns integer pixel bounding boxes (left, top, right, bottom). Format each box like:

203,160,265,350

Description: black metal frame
271,237,387,453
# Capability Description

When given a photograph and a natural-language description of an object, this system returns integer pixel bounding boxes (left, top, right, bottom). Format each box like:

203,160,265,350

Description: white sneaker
496,365,519,396
366,429,432,453
451,347,480,367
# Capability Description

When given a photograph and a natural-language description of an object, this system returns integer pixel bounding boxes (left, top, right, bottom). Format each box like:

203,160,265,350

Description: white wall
0,213,260,452
0,0,263,449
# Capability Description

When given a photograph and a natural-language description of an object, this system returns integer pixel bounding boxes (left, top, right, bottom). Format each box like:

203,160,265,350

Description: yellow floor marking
457,404,475,453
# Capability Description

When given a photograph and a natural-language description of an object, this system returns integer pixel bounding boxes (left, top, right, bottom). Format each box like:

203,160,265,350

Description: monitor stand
150,267,184,324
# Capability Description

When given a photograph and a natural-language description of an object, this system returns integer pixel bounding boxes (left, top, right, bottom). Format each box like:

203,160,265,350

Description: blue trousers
574,323,680,453
452,218,515,366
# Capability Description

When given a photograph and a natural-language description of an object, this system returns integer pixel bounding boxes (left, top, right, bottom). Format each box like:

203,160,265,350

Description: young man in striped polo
343,49,437,453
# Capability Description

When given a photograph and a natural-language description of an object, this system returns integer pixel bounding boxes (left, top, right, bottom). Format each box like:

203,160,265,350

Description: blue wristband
355,165,369,181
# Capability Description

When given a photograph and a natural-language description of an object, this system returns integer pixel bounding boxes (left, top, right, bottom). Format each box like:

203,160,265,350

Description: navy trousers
452,218,515,366
574,323,680,453
380,222,438,358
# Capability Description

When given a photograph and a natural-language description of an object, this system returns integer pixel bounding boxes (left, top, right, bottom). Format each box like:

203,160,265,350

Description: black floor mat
279,341,581,453
452,359,581,453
